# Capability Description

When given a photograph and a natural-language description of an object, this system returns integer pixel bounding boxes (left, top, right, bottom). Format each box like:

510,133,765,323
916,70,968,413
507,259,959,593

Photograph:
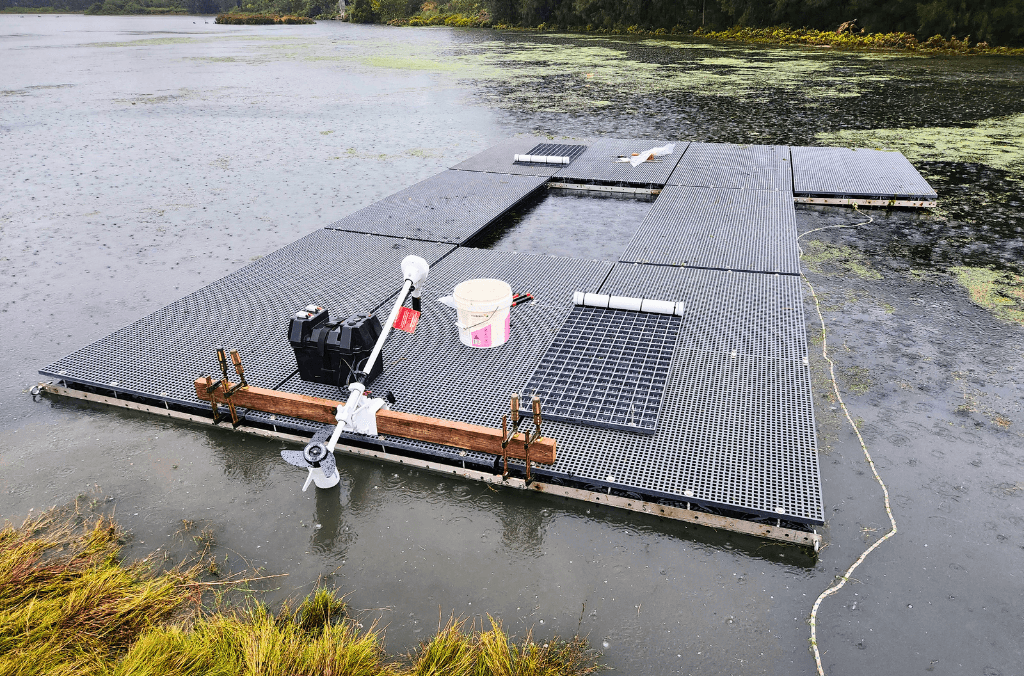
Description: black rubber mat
451,137,582,177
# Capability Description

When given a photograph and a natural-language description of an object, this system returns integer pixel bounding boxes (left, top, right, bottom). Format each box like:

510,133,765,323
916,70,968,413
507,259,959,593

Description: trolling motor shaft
322,255,430,453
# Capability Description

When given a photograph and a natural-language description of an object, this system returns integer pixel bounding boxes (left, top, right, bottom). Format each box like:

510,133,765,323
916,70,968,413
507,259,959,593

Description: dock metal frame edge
794,196,936,208
547,181,662,196
37,382,821,552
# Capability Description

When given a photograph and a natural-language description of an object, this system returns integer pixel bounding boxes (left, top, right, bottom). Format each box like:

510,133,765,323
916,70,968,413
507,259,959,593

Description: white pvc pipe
573,292,684,316
513,154,571,165
608,295,643,312
640,298,676,315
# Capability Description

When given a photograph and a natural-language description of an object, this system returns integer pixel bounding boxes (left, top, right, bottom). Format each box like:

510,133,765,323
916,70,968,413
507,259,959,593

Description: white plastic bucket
452,278,513,349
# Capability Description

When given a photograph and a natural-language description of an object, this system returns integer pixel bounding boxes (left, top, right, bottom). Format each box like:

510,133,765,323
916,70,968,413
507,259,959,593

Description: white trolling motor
280,255,430,491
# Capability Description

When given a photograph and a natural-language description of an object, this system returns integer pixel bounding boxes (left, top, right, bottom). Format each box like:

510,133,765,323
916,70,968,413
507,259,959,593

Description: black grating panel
553,138,688,187
620,186,800,274
600,263,807,362
451,137,580,177
539,347,821,523
250,249,822,524
521,306,681,434
248,248,614,461
668,143,792,192
40,231,455,406
791,146,937,200
514,143,587,165
325,170,548,243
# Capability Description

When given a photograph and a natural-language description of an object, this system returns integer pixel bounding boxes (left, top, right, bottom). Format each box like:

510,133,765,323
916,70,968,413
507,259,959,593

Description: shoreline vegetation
215,12,314,24
1,503,601,676
3,1,1024,53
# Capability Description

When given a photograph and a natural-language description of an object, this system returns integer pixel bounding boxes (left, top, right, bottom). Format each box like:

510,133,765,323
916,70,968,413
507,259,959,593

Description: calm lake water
2,15,1023,675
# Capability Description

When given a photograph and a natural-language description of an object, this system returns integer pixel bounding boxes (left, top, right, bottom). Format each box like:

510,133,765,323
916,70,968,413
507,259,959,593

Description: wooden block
193,379,556,464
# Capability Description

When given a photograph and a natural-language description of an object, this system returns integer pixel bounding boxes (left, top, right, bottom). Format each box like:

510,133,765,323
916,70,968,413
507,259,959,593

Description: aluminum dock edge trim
794,196,936,208
546,181,662,196
38,383,822,552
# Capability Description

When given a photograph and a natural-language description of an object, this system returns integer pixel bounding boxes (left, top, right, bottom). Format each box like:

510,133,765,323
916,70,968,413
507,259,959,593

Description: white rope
800,212,897,676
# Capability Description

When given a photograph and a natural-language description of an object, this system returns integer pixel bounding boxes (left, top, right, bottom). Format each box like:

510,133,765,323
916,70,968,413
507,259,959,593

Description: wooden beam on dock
192,379,556,465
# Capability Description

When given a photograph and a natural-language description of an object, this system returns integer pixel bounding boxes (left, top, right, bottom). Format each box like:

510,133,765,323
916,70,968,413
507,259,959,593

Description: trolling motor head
402,255,429,288
402,255,429,311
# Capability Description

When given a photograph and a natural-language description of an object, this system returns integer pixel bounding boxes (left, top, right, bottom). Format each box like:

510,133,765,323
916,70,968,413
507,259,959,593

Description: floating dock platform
40,138,938,550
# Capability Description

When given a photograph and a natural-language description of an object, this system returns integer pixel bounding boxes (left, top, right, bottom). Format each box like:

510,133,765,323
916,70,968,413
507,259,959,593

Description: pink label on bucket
505,311,511,341
471,324,492,347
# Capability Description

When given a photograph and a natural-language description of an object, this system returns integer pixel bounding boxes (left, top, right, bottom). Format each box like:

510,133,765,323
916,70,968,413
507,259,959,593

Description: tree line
4,0,1023,46
375,0,1024,47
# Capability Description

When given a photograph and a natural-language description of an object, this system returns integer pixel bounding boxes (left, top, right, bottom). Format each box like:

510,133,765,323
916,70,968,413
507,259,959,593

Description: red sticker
394,306,420,334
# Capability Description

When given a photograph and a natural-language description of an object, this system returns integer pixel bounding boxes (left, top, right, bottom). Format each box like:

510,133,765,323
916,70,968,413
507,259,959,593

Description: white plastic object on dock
616,143,676,167
513,154,571,165
572,291,684,316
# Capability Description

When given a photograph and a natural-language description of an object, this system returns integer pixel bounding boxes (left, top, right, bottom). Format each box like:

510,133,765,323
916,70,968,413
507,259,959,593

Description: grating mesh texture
600,263,807,362
553,138,688,187
248,247,614,458
520,306,680,434
620,186,800,274
668,143,792,192
325,170,547,243
250,249,823,524
791,146,937,199
539,346,821,522
451,137,581,177
40,231,455,406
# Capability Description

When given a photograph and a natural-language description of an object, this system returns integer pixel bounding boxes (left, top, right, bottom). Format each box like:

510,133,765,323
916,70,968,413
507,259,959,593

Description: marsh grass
0,506,601,676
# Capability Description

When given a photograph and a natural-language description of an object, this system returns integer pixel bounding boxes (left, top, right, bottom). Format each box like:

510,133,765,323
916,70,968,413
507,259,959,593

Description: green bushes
215,12,313,22
693,25,1024,54
82,0,187,14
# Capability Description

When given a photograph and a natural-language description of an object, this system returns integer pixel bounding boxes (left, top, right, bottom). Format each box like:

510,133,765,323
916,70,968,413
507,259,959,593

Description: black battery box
288,305,383,388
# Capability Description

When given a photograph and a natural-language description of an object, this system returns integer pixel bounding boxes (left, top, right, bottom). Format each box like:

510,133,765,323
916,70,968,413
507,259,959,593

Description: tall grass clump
0,506,200,676
0,506,602,676
408,615,600,676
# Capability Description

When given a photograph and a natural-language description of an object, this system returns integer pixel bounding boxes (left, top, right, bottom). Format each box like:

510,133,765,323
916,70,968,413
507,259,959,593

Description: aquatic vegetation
801,241,883,280
349,35,898,111
949,266,1024,325
819,113,1024,178
0,505,602,676
361,55,465,71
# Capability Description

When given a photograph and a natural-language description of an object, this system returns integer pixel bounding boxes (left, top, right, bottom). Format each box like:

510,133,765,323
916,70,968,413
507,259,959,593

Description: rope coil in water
799,213,898,676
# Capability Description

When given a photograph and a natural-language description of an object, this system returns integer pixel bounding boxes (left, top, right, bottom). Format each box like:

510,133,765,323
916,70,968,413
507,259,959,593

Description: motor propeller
281,427,340,491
